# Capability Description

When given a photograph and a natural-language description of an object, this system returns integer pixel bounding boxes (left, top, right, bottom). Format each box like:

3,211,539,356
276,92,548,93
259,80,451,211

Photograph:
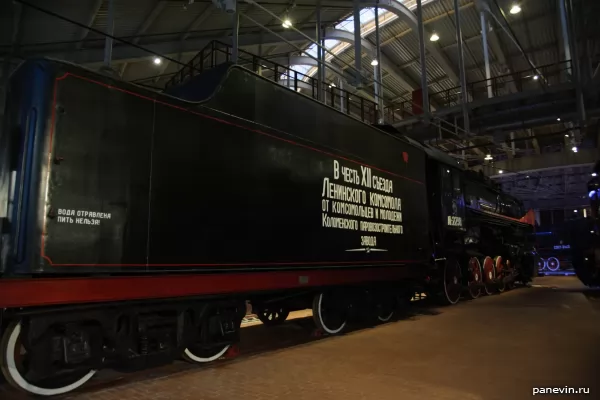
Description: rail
164,40,379,125
384,60,574,123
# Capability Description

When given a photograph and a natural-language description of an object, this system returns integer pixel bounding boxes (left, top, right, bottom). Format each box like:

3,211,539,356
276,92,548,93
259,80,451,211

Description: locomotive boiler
0,58,535,396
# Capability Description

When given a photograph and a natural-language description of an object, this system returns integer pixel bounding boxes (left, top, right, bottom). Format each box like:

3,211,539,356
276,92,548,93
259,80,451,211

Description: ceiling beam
121,0,168,77
25,29,314,65
324,29,416,92
359,0,460,85
181,4,215,42
75,0,103,50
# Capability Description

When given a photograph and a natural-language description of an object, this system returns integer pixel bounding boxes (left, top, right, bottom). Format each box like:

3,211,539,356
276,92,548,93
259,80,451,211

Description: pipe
103,0,114,68
558,0,572,75
480,11,493,98
375,3,384,124
316,3,323,101
454,0,469,133
416,0,430,120
353,0,362,88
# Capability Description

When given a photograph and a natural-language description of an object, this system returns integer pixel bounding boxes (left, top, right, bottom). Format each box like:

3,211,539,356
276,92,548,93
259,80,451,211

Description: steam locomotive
0,58,535,396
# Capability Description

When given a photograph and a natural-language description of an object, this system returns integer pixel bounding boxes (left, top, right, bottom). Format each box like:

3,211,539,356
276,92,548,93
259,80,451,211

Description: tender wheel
536,257,546,271
312,292,348,335
375,293,396,322
482,256,496,295
183,344,230,363
547,257,560,272
256,306,290,327
439,258,462,305
0,320,97,396
495,256,506,293
466,257,483,299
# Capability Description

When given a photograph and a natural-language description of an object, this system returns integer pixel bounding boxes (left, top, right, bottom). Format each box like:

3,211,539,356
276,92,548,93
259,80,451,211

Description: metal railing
164,40,379,124
383,60,574,124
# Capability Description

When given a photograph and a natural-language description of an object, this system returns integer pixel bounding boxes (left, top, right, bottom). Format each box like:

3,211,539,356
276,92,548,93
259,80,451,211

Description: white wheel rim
443,263,460,305
317,293,346,334
183,345,230,363
547,257,560,271
377,311,394,322
2,322,96,396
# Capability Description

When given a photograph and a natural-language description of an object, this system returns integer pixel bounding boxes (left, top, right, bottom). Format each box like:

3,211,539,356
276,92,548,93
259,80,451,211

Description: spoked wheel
256,306,290,327
375,293,396,323
482,256,496,295
495,256,506,293
439,259,462,305
547,257,560,272
0,321,97,396
466,257,483,299
536,257,546,272
183,344,231,363
312,292,348,335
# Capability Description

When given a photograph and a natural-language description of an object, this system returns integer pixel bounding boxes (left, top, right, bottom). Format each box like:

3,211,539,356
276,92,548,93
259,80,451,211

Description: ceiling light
574,209,578,213
484,154,493,160
572,146,578,152
565,134,569,137
430,32,440,42
499,170,503,174
533,74,539,80
331,82,336,87
510,4,521,14
282,19,292,28
153,57,162,65
371,59,379,66
557,117,561,121
592,172,597,177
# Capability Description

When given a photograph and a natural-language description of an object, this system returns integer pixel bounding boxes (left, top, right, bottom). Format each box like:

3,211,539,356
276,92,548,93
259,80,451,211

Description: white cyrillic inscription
56,208,111,226
321,159,404,246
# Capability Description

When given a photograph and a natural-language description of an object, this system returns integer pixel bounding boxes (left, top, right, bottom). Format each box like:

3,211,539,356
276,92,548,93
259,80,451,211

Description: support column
232,2,240,64
565,0,585,129
316,3,324,102
454,0,469,133
480,11,493,98
353,0,362,88
374,4,384,124
510,131,516,157
103,0,115,68
258,35,263,76
416,0,429,119
558,0,572,75
339,77,345,113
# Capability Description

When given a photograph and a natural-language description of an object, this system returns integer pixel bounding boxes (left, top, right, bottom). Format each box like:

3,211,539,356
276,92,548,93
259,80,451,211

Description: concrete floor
3,276,600,399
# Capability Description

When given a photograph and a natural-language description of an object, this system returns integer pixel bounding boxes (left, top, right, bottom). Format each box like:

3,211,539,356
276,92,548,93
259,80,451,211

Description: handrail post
360,97,365,121
294,71,298,91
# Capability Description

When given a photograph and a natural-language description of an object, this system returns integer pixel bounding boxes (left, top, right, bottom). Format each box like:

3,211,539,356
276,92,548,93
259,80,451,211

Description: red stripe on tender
0,265,420,308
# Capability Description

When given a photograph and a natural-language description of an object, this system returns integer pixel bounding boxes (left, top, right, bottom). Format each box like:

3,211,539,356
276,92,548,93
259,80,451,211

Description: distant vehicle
571,162,600,286
0,58,535,396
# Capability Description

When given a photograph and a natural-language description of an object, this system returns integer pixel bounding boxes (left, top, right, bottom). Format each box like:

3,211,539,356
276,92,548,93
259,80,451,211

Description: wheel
482,256,496,295
0,321,97,396
312,292,347,335
495,256,506,293
536,257,546,271
183,344,230,363
375,293,396,322
438,258,462,305
256,306,289,327
465,257,483,299
505,259,515,290
547,257,560,272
